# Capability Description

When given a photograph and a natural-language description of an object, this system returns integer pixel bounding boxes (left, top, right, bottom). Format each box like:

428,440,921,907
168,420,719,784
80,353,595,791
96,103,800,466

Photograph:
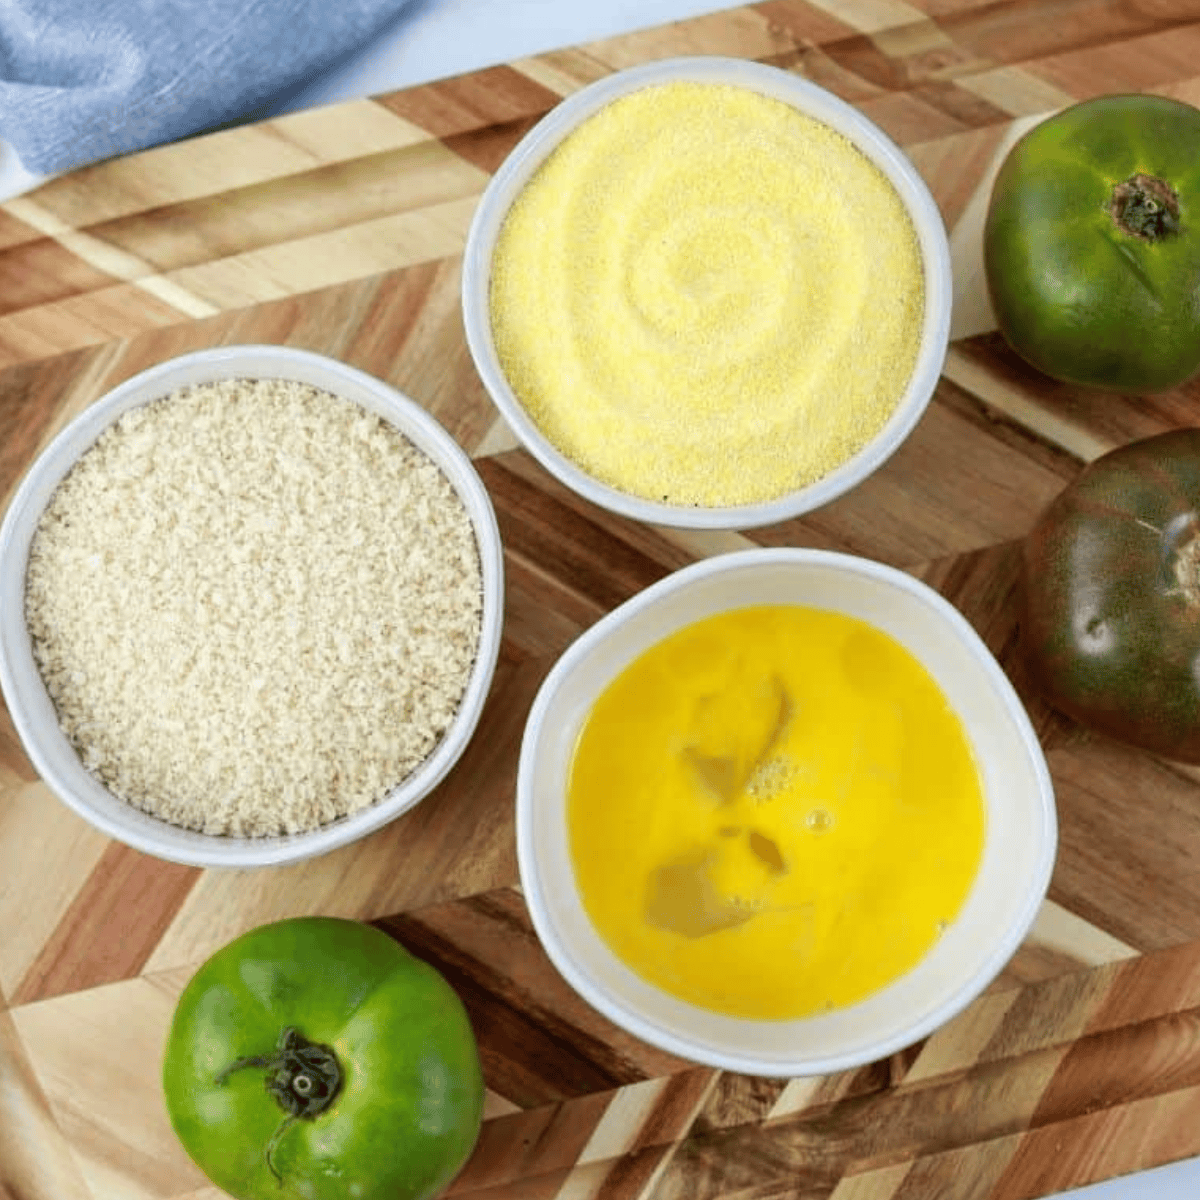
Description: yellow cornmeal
489,81,925,507
567,606,985,1020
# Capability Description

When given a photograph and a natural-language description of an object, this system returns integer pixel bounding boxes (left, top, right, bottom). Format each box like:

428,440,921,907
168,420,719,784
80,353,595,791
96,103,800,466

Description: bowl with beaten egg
462,55,952,529
517,547,1055,1076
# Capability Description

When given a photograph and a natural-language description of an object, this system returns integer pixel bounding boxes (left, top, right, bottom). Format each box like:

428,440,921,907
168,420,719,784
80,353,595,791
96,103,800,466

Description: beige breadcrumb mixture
24,377,484,837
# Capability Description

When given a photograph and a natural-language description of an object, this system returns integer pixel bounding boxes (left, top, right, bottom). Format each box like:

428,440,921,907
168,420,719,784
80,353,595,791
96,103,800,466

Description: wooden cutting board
5,2,1200,1198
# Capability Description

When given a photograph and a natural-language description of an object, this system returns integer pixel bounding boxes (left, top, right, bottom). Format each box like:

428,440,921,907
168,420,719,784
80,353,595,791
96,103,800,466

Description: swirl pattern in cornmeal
490,81,924,506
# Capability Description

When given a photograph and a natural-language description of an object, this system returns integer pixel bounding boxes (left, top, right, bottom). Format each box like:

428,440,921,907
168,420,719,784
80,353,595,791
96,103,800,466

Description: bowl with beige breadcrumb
0,345,504,868
462,55,952,530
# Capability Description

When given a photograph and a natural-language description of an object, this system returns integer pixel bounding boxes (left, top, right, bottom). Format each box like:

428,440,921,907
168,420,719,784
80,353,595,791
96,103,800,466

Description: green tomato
162,917,484,1200
1022,429,1200,762
984,93,1200,392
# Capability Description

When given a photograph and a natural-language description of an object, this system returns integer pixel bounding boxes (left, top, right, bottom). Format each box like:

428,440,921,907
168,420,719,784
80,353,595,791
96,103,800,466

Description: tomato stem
214,1026,342,1182
1110,174,1180,241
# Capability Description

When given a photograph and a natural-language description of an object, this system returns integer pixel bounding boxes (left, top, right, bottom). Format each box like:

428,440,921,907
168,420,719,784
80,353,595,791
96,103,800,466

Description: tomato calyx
1110,173,1180,241
214,1026,342,1183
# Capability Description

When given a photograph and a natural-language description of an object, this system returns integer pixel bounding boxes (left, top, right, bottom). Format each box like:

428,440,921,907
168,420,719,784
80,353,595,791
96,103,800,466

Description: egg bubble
805,807,834,832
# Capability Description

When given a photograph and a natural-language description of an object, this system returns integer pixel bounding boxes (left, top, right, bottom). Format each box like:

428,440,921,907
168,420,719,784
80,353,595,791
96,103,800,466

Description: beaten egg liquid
567,605,985,1020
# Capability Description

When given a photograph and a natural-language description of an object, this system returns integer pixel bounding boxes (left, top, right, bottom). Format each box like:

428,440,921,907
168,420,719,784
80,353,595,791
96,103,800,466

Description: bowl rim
515,546,1057,1076
0,344,505,868
461,54,953,530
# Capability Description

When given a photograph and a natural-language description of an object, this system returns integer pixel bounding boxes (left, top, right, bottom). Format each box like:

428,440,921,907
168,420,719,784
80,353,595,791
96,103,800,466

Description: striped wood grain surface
5,2,1200,1198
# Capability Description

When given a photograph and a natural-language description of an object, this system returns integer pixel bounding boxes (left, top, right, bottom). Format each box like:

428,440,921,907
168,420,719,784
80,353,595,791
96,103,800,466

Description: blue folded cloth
0,0,418,176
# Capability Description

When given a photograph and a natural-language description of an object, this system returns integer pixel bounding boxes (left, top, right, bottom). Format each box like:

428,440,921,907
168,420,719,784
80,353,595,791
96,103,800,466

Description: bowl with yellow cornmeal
462,56,952,529
516,547,1055,1076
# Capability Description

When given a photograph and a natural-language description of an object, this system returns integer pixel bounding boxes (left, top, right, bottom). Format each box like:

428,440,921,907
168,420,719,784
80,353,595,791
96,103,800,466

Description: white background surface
3,2,1198,1193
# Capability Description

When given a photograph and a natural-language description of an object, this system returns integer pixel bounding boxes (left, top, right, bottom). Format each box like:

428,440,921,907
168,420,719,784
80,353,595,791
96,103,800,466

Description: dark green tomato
162,917,484,1200
984,94,1200,392
1022,429,1200,761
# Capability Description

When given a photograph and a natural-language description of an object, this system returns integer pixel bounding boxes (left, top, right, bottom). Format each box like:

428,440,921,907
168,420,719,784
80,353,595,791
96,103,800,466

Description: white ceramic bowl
517,548,1056,1077
0,345,504,869
462,55,953,530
